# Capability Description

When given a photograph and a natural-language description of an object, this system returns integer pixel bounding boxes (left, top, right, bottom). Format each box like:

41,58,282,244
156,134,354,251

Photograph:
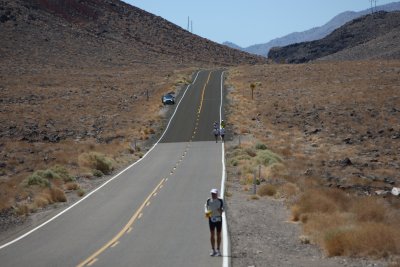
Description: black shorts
209,218,222,232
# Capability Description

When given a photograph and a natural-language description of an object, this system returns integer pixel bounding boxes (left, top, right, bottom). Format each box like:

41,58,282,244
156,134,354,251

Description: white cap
210,188,218,194
392,187,399,196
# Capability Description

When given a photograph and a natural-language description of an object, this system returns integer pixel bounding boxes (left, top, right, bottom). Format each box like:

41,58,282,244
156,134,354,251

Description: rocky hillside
0,0,265,70
268,11,400,63
0,0,266,218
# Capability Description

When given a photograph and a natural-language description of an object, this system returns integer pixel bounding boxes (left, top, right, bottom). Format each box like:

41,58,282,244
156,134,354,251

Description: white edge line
0,71,202,251
219,70,230,267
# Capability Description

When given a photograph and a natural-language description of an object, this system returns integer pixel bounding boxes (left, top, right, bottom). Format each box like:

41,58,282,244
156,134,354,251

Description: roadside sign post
253,170,257,195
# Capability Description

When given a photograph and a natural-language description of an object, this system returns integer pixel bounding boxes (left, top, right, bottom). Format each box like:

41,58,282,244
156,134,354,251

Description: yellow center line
198,72,212,115
87,258,98,266
76,178,165,267
111,241,119,248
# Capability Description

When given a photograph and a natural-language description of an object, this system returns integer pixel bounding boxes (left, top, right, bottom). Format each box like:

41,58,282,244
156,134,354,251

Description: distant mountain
222,41,243,50
225,2,400,57
267,11,400,63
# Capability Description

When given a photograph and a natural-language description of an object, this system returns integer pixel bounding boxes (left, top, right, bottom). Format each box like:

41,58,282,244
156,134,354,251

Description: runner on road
219,127,225,143
205,188,224,257
213,128,219,143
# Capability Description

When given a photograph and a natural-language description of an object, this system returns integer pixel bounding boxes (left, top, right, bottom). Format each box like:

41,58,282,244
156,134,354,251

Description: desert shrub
256,150,282,166
50,187,67,202
302,212,352,241
229,158,239,166
65,182,79,191
279,182,299,197
245,148,257,157
315,188,348,211
26,173,50,187
42,169,61,179
240,173,253,185
351,197,386,223
229,148,252,163
51,165,75,182
79,152,114,174
16,204,29,216
258,184,277,196
291,205,302,221
34,195,50,208
92,169,104,177
255,143,267,150
324,222,399,257
77,188,85,197
294,188,340,218
25,165,75,187
250,194,259,200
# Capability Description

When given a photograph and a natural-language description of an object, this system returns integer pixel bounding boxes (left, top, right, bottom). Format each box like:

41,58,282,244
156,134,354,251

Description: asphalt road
0,70,228,267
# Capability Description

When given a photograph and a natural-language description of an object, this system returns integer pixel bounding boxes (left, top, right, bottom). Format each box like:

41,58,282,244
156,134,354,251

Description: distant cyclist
220,120,226,129
205,188,224,257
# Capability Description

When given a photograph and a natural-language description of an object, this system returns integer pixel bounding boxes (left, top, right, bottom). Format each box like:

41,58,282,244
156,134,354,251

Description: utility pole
369,0,377,14
191,20,193,33
187,16,189,31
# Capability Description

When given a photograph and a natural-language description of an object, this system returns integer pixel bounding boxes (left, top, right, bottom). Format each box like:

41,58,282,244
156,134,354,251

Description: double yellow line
77,178,165,267
198,72,212,115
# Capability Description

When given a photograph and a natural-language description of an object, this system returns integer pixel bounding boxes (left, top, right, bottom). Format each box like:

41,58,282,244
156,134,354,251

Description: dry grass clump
351,197,386,222
65,182,79,191
324,222,399,257
292,186,400,258
258,184,277,196
77,188,85,197
14,165,74,213
292,188,348,220
33,195,51,209
79,152,114,175
15,186,68,215
50,187,67,202
279,182,299,198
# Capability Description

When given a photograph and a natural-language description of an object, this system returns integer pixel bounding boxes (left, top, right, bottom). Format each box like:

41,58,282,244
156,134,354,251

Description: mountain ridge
267,11,400,63
224,2,400,57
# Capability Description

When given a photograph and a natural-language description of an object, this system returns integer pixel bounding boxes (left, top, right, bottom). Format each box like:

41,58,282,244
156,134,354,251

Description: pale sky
123,1,397,48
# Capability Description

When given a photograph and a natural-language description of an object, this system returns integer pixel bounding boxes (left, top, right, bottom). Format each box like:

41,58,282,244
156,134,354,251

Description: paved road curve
0,70,228,267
